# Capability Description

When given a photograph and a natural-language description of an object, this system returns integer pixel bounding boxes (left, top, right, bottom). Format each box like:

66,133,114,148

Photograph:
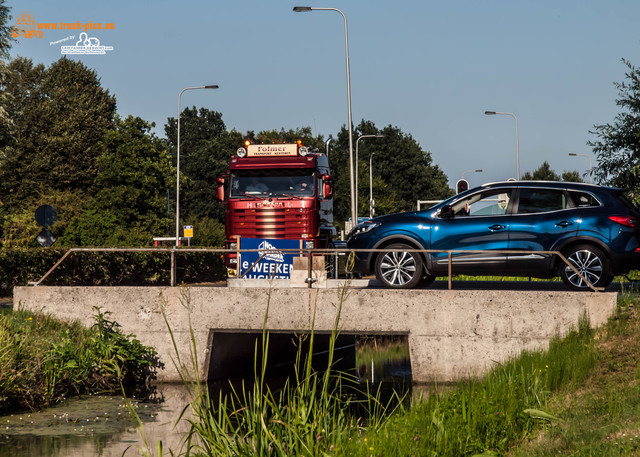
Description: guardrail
30,246,602,292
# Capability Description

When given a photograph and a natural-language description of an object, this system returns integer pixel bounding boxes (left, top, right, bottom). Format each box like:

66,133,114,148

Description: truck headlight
305,240,315,249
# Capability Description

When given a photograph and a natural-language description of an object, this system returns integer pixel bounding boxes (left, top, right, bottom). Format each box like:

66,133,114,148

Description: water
1,300,412,456
0,360,412,456
0,385,189,457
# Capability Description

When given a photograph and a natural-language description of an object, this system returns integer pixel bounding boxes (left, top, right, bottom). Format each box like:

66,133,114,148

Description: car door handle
488,224,506,231
555,221,574,228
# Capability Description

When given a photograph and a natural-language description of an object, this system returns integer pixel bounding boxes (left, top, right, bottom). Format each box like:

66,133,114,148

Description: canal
0,334,412,457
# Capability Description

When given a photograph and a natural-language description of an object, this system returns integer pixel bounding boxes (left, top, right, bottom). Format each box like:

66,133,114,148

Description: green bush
0,307,158,413
0,248,226,296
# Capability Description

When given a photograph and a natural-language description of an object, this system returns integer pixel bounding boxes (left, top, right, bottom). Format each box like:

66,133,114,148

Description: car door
507,187,578,275
429,188,513,275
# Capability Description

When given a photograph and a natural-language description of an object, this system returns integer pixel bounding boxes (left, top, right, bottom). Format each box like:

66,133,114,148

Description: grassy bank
510,288,640,456
146,286,640,457
0,306,158,414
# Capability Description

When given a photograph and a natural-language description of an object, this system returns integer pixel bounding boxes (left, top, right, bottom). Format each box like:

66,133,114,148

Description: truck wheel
559,244,610,291
375,243,423,289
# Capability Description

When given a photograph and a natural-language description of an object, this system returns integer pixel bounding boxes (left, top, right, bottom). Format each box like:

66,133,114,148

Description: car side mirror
439,204,454,218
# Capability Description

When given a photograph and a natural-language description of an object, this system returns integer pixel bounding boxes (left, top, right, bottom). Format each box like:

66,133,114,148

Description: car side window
516,188,567,214
450,190,512,217
568,190,601,208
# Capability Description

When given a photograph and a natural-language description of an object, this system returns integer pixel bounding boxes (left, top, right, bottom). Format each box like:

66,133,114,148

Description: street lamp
176,85,218,247
568,153,593,183
485,110,519,180
293,6,356,227
369,152,376,219
462,169,483,180
355,134,384,217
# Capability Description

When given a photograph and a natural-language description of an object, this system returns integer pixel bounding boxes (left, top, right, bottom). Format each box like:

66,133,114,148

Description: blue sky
9,0,640,191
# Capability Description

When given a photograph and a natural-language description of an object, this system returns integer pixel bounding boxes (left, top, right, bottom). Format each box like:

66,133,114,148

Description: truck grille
230,208,316,238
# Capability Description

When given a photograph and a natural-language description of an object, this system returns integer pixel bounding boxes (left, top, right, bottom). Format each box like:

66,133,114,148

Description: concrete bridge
14,283,617,383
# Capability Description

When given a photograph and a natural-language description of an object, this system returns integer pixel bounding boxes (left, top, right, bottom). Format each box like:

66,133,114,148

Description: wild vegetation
124,287,640,457
0,306,158,414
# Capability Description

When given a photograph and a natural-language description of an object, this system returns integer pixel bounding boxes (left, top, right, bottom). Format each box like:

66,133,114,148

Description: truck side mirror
216,178,225,202
322,174,333,199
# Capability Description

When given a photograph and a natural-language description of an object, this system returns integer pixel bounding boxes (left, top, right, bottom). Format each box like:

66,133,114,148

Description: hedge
0,248,227,296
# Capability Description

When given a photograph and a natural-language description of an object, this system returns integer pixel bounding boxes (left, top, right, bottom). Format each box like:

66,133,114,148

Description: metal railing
30,246,602,292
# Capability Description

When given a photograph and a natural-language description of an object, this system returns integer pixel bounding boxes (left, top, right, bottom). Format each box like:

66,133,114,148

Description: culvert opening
206,330,357,383
206,331,412,393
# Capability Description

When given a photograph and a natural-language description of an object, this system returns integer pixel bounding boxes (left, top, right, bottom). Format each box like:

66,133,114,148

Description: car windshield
230,169,315,198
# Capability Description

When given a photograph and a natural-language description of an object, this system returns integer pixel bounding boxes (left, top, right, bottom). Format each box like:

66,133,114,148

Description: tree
561,170,583,183
520,162,583,183
330,120,451,224
63,116,174,246
251,126,325,151
521,162,560,181
165,108,241,223
2,189,88,247
0,0,14,158
0,57,116,209
0,0,13,59
589,59,640,197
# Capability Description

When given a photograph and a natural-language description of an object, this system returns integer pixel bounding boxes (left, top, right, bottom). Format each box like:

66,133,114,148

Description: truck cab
216,142,335,277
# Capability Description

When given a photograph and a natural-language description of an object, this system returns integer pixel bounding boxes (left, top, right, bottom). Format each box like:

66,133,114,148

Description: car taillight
609,215,638,227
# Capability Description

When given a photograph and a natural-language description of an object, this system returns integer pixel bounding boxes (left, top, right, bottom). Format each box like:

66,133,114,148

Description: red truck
216,142,335,277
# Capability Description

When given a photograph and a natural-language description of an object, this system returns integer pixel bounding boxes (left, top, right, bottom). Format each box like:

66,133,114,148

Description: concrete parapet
13,285,617,383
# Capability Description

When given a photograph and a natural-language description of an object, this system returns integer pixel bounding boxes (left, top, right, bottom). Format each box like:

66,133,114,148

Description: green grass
509,288,640,456
138,284,628,457
339,314,597,456
0,306,158,413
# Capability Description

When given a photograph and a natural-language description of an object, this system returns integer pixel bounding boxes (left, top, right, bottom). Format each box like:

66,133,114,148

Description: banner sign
247,144,297,157
239,238,305,279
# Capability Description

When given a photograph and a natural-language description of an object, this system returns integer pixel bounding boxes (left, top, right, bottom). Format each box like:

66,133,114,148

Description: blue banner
239,238,306,279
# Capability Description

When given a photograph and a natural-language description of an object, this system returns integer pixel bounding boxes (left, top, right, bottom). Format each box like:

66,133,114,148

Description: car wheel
375,243,423,289
560,244,610,291
420,274,436,288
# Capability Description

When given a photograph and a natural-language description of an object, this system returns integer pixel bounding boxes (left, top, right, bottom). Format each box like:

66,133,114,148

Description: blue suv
347,181,640,290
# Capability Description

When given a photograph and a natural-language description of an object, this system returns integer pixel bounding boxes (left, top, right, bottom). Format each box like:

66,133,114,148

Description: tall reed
134,285,399,456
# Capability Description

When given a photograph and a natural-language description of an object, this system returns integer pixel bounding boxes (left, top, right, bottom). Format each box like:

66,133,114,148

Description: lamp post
568,153,593,183
462,169,483,180
369,152,376,219
176,85,218,247
485,111,519,180
355,134,384,218
293,6,357,228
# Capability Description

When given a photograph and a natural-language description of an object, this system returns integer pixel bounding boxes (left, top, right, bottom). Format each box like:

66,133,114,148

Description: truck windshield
230,169,315,198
